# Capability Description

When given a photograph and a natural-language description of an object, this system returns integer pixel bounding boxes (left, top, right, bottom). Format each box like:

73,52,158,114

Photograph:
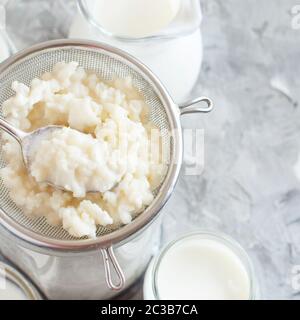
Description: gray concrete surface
2,0,300,299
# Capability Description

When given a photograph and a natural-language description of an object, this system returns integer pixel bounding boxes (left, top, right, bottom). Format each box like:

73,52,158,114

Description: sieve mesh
0,44,173,242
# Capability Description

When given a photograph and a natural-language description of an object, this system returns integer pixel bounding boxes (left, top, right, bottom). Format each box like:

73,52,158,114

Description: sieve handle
101,246,125,291
179,97,213,115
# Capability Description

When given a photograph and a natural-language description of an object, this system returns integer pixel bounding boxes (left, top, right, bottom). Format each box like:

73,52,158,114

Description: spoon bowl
0,117,102,194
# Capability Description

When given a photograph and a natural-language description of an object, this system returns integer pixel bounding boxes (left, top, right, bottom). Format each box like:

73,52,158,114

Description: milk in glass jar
144,231,260,300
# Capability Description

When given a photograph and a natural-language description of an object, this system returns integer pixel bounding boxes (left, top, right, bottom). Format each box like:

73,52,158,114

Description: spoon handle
0,116,27,142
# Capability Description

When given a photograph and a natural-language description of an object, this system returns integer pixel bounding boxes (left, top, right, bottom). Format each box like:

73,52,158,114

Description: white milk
91,0,181,38
144,233,255,300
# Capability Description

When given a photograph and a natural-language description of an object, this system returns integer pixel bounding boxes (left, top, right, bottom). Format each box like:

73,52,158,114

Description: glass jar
0,30,15,62
0,1,16,63
0,261,41,300
144,231,260,300
69,0,203,102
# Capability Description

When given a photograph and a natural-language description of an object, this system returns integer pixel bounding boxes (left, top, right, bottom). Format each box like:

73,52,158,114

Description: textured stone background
2,0,300,299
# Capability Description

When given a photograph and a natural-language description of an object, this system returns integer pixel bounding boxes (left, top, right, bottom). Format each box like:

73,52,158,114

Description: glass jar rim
77,0,202,42
152,230,258,300
0,261,41,300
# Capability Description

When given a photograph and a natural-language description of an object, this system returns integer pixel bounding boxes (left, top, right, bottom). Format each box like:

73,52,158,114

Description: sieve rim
0,39,183,252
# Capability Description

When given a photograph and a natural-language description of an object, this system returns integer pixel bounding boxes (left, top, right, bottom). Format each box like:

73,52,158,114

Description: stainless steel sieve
0,39,213,291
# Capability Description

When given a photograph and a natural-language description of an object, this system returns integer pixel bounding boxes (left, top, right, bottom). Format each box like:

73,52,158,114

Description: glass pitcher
69,0,203,102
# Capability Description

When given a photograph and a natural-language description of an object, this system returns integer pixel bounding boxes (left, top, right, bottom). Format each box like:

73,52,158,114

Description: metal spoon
0,116,100,193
